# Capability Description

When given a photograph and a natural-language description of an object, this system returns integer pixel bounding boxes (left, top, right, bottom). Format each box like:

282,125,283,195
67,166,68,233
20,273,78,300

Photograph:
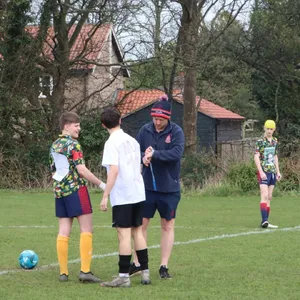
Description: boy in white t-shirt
99,107,151,287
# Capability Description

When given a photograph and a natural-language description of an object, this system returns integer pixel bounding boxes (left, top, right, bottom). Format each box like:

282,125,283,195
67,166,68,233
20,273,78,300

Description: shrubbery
277,156,300,191
181,151,218,188
227,162,258,192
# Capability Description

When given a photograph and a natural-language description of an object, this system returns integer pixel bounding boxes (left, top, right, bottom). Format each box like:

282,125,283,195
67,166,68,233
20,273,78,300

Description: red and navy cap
150,94,171,119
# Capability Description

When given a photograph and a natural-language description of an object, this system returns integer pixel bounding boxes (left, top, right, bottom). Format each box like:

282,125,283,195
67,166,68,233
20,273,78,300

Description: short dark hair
100,107,121,129
59,112,80,131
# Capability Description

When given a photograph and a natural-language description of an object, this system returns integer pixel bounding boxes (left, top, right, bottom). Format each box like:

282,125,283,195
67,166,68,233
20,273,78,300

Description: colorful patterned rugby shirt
255,136,278,173
49,135,87,198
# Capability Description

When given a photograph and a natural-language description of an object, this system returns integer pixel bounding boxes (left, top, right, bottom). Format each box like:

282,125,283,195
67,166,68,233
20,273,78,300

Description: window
38,75,53,98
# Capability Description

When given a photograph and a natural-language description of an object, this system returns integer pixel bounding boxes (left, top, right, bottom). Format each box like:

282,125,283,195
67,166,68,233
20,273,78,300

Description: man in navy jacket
131,95,185,279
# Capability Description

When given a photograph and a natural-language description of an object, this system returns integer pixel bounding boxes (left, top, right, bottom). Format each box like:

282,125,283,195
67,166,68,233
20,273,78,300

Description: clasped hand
142,146,153,167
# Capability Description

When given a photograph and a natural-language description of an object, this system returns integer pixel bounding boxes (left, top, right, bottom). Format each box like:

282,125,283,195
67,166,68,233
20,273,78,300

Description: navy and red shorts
55,186,93,218
257,171,276,186
143,190,180,221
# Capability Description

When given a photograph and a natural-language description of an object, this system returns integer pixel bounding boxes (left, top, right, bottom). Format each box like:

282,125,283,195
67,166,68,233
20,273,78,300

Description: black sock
136,248,149,270
118,255,131,274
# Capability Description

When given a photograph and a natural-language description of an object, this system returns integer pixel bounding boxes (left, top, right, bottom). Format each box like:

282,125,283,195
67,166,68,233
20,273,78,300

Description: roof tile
26,23,112,69
116,89,245,120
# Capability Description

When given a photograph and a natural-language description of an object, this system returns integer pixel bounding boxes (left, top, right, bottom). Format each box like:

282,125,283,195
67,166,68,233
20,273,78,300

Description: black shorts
112,201,144,228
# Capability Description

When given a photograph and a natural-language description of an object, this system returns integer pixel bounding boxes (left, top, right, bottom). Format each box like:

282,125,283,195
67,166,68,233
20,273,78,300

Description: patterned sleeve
71,141,85,166
49,150,56,173
275,138,278,155
255,140,261,154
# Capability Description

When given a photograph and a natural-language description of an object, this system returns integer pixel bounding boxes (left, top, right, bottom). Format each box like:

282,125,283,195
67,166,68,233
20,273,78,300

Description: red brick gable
116,89,245,120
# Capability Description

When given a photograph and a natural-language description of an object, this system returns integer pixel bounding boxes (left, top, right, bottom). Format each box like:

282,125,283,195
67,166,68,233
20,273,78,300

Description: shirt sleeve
102,141,119,167
49,150,56,173
136,128,145,162
71,142,85,166
255,141,260,154
275,139,278,155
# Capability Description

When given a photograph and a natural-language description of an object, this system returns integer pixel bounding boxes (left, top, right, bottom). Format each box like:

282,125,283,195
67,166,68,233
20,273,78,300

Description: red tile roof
116,89,245,120
26,23,112,69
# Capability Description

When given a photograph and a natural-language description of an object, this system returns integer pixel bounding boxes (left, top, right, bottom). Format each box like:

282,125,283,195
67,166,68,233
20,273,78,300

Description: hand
276,172,282,181
142,155,151,167
100,195,108,211
145,146,153,155
259,171,267,180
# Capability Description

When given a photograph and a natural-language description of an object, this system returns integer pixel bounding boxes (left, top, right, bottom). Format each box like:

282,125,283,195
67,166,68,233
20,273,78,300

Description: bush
227,162,257,192
181,152,218,188
277,156,300,191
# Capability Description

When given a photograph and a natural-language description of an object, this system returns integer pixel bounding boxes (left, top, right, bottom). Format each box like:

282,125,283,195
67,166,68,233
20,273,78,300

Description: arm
148,128,184,162
254,152,267,180
137,127,151,166
136,129,145,162
100,165,119,211
72,142,106,190
274,155,281,180
76,164,106,189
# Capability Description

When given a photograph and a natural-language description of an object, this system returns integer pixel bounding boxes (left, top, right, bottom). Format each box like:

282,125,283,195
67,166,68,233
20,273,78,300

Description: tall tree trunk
177,0,204,153
183,67,198,153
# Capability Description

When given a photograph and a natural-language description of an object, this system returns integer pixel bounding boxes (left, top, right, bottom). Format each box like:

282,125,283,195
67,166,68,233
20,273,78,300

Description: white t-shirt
102,129,145,207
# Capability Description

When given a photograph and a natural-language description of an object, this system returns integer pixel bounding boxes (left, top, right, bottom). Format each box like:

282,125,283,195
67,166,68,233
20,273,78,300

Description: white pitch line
1,225,299,276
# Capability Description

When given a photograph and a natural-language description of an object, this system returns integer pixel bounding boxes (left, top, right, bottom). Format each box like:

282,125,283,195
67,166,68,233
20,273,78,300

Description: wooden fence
216,137,259,167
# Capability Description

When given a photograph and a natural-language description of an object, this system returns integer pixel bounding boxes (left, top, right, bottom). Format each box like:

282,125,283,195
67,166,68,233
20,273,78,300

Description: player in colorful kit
49,112,106,282
254,120,281,229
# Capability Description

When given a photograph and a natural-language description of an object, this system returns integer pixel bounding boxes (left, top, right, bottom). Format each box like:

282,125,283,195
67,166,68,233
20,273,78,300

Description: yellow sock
80,232,93,273
57,235,69,276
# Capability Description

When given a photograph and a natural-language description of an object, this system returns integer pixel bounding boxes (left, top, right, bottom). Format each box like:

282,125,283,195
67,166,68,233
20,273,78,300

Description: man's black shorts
112,201,144,228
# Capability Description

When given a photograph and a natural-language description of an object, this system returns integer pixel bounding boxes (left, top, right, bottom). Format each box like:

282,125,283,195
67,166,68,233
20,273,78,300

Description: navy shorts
143,190,181,221
112,201,144,228
257,172,276,186
55,186,93,218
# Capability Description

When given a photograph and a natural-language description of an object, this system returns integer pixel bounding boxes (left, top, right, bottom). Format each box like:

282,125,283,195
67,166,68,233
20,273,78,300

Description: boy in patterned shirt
254,120,282,229
49,112,106,282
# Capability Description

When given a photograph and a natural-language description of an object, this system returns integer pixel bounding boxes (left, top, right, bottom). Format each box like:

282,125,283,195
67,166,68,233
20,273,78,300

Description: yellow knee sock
57,235,69,276
80,232,93,273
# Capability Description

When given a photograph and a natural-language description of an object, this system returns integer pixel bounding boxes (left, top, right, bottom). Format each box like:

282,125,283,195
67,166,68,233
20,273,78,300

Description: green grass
0,190,300,300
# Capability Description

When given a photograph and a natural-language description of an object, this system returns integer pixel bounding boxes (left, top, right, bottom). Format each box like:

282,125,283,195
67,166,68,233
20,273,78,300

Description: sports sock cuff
118,255,131,274
57,235,69,242
136,248,149,270
80,232,92,237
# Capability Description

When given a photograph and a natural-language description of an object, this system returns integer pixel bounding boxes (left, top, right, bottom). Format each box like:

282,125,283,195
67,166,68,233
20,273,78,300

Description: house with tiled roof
115,89,245,151
27,23,129,110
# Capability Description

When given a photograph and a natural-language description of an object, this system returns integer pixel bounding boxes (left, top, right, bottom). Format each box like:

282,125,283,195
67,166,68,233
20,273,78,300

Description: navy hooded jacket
136,121,184,193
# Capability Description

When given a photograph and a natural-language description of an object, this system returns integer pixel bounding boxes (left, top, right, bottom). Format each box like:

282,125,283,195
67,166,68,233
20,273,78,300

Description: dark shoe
129,262,142,277
141,270,151,285
261,221,269,228
59,273,68,282
79,271,101,283
159,265,172,279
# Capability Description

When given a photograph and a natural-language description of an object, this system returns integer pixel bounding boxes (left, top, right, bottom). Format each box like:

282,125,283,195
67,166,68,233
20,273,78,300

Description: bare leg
160,218,175,266
58,218,73,237
77,213,93,233
117,227,132,255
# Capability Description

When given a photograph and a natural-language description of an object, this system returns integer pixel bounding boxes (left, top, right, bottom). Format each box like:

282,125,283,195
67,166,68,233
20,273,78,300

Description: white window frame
38,75,53,98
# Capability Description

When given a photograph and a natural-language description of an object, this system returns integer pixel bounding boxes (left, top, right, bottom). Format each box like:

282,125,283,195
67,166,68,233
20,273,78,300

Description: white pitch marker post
0,225,300,276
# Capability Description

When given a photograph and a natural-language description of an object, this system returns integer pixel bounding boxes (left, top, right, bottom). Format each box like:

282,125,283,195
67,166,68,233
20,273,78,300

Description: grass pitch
0,190,299,300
